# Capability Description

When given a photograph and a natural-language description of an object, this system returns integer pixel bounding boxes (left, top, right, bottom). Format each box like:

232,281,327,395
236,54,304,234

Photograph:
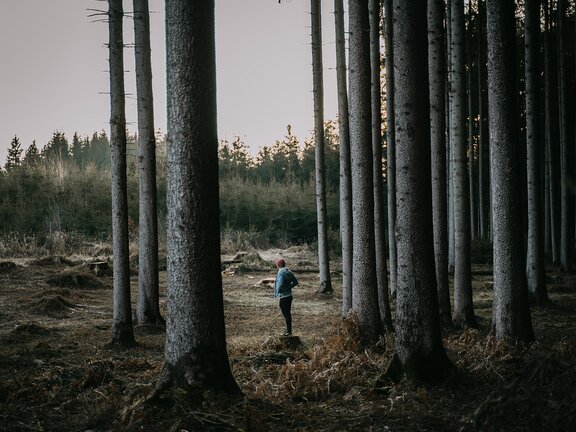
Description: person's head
276,258,286,268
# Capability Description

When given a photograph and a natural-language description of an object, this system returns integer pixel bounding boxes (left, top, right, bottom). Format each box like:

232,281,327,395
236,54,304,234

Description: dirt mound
34,288,73,298
81,260,113,277
30,295,76,316
223,251,273,274
0,261,17,273
31,256,75,267
11,322,53,336
46,271,104,289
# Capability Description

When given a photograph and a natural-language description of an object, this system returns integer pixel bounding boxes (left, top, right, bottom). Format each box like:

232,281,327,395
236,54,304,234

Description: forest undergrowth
0,241,575,431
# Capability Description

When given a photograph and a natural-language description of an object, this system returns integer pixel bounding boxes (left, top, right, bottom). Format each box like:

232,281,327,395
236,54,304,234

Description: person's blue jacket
274,267,298,299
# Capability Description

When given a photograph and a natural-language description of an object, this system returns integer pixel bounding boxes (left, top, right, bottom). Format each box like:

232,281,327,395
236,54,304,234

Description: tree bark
544,0,558,265
383,0,397,298
334,0,353,317
428,0,452,329
349,0,382,344
108,0,136,348
525,0,548,306
450,0,476,328
466,0,477,240
388,0,452,382
557,0,571,272
369,0,392,331
311,0,333,293
446,1,455,273
486,0,534,343
133,0,163,327
477,0,488,240
159,0,240,395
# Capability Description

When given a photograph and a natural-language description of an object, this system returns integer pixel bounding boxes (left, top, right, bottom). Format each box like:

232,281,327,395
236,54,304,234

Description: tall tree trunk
133,0,163,327
349,0,382,344
478,0,488,240
311,0,333,293
428,0,453,329
544,0,558,265
447,1,455,273
108,0,136,348
334,0,353,317
383,0,397,298
450,0,476,328
557,0,571,272
387,0,452,382
157,0,240,395
369,0,392,331
486,0,534,343
525,0,548,305
467,0,477,240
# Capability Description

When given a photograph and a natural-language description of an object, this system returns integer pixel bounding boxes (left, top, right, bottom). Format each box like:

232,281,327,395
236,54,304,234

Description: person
274,258,298,336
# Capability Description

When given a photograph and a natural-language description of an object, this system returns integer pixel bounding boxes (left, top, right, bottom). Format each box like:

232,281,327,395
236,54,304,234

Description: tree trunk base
318,280,333,294
150,352,243,403
379,349,454,384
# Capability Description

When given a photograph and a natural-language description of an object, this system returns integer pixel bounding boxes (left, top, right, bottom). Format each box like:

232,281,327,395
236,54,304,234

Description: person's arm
274,270,284,298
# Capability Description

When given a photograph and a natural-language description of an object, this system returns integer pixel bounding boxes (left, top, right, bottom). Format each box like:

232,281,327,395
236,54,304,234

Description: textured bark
369,0,392,331
335,0,353,317
486,0,534,343
450,0,475,328
543,0,558,265
108,0,136,348
477,0,488,240
160,0,239,394
446,1,455,274
311,0,333,293
389,0,452,382
383,0,397,298
428,0,452,329
133,0,163,327
349,0,382,344
466,0,476,240
557,0,571,272
524,0,548,306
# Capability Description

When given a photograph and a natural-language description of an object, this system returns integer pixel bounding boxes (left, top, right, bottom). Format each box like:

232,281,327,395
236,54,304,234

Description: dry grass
0,249,575,432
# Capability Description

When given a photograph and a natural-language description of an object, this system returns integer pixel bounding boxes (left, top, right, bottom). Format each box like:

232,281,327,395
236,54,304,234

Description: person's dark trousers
279,295,293,334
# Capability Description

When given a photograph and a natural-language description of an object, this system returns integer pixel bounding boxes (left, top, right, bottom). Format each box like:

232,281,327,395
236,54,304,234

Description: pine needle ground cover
0,247,574,431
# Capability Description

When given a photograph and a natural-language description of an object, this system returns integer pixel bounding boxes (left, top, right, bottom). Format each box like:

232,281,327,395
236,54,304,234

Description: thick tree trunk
349,0,382,344
557,0,571,272
133,0,163,327
369,0,392,331
486,0,534,343
108,0,136,348
383,0,397,299
525,0,548,305
334,0,353,317
159,0,240,395
311,0,333,293
428,0,453,329
450,0,475,328
387,0,452,382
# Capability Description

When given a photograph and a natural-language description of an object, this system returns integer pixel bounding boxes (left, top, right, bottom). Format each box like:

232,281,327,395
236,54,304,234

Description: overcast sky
0,0,340,164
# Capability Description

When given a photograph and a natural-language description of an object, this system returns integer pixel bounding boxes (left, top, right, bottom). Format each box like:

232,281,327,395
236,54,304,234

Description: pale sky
0,0,340,164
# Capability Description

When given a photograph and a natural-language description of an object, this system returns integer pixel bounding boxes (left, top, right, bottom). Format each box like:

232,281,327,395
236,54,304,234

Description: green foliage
0,124,342,249
5,136,23,171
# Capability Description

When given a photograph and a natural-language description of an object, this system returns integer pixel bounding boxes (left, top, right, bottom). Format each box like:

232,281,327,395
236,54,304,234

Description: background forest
0,125,340,249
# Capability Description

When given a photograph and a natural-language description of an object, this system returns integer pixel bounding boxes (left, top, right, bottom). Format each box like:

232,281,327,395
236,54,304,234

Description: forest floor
0,244,575,431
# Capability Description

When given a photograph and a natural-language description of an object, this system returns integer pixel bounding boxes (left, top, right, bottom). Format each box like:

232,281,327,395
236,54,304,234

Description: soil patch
45,271,104,289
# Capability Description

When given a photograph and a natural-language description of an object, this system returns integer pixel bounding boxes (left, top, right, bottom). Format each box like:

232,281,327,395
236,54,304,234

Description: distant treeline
0,124,341,247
